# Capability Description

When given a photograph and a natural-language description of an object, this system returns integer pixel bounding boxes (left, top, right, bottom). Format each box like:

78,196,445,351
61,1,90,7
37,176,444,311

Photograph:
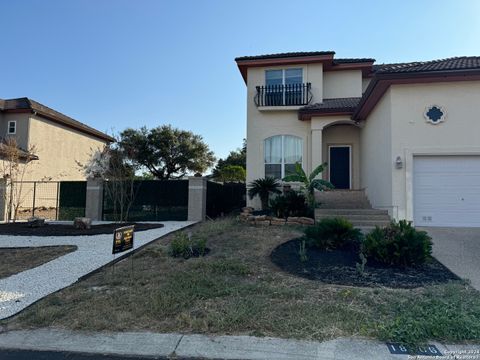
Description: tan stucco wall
246,110,311,207
389,81,480,221
360,88,393,213
26,115,107,181
245,65,368,207
322,124,361,189
362,78,371,93
246,63,324,106
246,65,319,207
1,113,30,149
323,70,363,99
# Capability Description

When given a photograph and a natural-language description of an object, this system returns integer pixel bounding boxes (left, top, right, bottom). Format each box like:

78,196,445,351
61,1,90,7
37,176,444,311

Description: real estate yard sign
112,225,135,254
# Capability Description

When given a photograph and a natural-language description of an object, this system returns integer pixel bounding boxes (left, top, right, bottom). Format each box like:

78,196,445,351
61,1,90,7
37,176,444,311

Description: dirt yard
0,223,164,236
3,218,480,346
0,246,77,279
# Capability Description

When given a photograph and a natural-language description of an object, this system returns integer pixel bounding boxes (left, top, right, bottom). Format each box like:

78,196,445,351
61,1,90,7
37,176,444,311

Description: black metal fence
12,181,59,220
206,181,246,218
102,180,189,221
58,181,87,220
10,181,86,221
255,83,312,106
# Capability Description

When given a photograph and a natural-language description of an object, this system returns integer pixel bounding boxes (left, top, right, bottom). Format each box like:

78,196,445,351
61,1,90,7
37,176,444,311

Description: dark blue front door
329,146,350,189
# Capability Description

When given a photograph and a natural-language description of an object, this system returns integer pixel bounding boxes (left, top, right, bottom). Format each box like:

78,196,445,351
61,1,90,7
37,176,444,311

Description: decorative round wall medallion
424,105,446,124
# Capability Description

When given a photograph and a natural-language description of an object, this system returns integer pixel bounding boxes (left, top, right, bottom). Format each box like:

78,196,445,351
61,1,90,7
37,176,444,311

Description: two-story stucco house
0,97,114,181
236,51,480,227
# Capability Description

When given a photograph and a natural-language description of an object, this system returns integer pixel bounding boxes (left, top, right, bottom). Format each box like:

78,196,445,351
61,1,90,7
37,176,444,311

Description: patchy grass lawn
3,218,480,346
0,246,77,279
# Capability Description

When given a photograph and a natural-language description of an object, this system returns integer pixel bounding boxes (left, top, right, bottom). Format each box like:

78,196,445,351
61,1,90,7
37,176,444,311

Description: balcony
254,83,312,107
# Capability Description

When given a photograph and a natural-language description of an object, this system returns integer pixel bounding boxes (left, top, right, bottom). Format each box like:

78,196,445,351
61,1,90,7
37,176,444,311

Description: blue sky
1,0,479,160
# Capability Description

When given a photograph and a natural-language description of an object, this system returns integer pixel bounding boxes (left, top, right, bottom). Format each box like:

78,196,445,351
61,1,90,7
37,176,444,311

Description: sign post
113,225,135,254
112,225,135,277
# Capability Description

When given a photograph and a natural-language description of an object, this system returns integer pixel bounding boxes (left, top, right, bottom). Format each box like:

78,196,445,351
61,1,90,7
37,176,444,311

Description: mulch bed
0,222,164,236
271,238,460,288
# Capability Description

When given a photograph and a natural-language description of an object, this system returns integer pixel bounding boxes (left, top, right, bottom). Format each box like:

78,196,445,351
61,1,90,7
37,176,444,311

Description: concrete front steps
315,209,391,227
314,190,391,228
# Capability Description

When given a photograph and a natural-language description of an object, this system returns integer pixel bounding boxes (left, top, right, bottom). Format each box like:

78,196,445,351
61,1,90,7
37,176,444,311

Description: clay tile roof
235,51,335,61
333,58,375,64
373,56,480,74
0,97,114,142
300,97,361,113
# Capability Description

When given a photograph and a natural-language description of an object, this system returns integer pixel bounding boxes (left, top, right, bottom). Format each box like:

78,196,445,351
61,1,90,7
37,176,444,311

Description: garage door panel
414,156,480,227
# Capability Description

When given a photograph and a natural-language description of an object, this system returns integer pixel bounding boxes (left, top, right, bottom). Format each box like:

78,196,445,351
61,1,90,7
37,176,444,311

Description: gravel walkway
0,221,195,319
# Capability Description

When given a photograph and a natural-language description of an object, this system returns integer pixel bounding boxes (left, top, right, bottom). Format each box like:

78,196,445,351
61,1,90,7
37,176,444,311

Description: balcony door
265,68,303,106
328,146,351,189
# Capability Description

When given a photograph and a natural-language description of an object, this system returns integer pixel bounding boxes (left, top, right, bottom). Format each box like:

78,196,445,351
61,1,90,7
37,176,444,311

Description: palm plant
248,177,281,210
282,163,334,208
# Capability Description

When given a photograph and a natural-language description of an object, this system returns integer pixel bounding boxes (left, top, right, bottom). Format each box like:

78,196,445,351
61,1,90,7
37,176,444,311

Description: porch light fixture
395,156,403,169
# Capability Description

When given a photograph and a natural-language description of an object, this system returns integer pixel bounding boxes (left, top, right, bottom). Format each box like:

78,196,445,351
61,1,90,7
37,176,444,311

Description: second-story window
260,68,307,106
8,121,16,135
265,68,303,86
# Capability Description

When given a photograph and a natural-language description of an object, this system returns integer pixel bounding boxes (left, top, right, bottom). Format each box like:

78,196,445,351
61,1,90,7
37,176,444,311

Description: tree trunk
260,196,269,211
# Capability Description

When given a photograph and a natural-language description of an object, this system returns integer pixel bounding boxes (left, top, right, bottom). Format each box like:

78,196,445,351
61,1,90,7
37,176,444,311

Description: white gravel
0,221,195,319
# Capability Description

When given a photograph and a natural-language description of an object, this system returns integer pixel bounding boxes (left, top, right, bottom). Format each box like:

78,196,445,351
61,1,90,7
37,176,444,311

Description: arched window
264,135,303,179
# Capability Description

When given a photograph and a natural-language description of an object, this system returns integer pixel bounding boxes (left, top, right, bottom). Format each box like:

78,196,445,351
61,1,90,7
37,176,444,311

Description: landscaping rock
27,217,45,228
255,220,271,226
299,217,315,225
270,218,287,225
287,221,302,225
73,217,92,230
255,215,267,221
241,206,254,213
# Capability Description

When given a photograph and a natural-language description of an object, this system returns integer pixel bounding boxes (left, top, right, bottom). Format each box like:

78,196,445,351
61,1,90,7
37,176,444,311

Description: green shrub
269,191,312,219
304,218,362,250
169,232,207,259
362,220,432,267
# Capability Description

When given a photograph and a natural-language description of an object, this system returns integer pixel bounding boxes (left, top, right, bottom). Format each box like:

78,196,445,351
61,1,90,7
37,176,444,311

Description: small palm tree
283,163,334,208
248,177,281,210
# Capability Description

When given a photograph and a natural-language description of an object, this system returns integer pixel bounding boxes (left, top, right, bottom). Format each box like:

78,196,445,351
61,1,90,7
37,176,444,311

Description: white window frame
7,121,16,135
265,68,303,105
328,145,352,189
264,135,303,179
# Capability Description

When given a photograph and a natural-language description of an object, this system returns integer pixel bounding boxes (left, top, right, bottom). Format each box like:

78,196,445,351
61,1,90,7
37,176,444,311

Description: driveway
422,227,480,291
0,221,195,319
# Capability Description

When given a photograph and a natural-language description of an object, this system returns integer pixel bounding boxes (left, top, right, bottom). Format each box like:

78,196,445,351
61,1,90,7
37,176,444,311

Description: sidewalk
0,329,479,359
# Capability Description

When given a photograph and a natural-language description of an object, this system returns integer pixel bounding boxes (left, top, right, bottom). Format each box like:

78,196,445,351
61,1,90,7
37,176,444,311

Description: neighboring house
0,97,114,181
236,51,480,227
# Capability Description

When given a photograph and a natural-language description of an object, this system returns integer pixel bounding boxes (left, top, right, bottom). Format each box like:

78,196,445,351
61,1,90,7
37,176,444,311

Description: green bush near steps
269,191,313,219
303,217,363,251
362,220,432,267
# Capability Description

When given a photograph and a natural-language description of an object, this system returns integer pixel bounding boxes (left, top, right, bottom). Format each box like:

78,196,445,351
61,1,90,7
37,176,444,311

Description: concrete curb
0,329,479,359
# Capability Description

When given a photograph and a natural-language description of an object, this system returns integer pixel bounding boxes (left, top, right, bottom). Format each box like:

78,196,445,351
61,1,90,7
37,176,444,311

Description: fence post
188,176,207,222
85,178,104,221
0,179,7,222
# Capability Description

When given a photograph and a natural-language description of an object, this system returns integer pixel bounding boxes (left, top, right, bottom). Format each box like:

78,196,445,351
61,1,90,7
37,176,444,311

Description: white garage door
414,156,480,227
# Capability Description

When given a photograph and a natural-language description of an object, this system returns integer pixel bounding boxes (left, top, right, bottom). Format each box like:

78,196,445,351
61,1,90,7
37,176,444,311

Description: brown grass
0,246,77,279
2,218,480,346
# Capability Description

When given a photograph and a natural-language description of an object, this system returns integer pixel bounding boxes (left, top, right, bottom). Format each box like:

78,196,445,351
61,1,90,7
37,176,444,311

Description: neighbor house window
264,135,303,179
8,121,16,134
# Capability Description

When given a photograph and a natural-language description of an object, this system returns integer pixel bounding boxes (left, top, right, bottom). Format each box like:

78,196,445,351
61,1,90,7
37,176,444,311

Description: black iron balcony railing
255,83,312,107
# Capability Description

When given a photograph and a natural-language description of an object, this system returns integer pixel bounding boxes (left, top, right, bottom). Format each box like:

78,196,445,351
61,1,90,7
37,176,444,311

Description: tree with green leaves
212,140,246,180
282,163,334,208
216,165,246,182
248,177,281,210
119,125,215,179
